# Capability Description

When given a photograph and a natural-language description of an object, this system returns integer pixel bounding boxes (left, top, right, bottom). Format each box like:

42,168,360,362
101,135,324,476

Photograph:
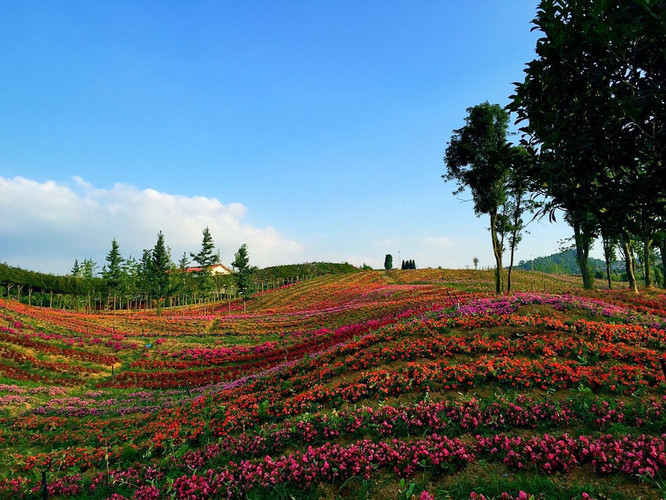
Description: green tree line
0,229,361,310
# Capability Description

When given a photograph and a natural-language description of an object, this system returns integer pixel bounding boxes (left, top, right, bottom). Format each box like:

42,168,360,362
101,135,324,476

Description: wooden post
446,290,459,310
42,470,48,500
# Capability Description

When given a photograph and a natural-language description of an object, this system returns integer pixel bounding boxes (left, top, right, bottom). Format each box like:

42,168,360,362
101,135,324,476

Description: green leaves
510,0,666,289
232,243,256,297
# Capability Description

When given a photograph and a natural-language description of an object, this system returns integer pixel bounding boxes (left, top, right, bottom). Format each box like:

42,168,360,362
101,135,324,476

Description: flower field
1,269,666,499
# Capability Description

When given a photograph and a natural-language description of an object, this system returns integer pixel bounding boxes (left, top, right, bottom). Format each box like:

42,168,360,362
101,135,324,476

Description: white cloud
0,176,303,273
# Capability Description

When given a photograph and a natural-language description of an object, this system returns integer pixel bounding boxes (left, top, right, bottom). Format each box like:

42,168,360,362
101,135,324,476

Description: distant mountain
517,249,608,275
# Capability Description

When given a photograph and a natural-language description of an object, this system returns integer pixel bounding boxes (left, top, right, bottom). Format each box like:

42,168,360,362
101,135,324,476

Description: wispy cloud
0,176,303,273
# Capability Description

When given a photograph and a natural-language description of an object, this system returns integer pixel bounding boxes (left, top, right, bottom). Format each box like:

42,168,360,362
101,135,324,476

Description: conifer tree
71,259,81,277
190,227,219,269
103,238,124,289
149,232,171,298
232,243,256,297
190,227,220,294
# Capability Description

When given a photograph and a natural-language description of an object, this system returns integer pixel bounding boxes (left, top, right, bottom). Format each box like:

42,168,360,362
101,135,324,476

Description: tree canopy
509,0,666,291
231,244,256,298
444,102,514,294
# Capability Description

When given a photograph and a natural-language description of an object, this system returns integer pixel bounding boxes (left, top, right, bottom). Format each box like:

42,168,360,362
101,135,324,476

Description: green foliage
518,249,607,276
150,231,172,298
80,258,98,280
510,0,666,290
70,259,80,277
384,254,393,270
444,102,511,217
190,227,219,269
190,227,220,294
169,252,194,299
0,262,95,296
444,102,515,294
232,244,256,297
252,262,358,283
102,238,124,290
438,471,625,500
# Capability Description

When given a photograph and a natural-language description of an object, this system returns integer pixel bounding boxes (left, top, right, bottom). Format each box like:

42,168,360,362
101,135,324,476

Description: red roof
184,264,231,274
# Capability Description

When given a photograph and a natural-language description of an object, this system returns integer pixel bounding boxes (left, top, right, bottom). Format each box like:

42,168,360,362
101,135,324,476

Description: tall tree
71,259,81,277
231,243,255,297
510,0,666,290
122,256,140,309
170,253,193,304
444,102,512,294
137,249,153,298
102,238,124,290
190,227,220,295
80,259,98,280
190,227,219,269
150,231,171,298
502,145,535,292
177,252,190,271
600,229,618,289
80,258,98,309
384,254,393,270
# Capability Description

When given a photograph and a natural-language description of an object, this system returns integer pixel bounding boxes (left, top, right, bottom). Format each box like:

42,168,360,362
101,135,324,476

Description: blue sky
0,1,580,273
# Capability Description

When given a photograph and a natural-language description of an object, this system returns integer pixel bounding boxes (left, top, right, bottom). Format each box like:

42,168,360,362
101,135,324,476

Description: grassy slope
0,270,664,499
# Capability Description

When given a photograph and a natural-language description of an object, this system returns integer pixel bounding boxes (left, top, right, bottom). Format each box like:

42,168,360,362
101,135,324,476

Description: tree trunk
643,239,653,288
489,211,503,294
573,221,594,289
507,232,517,294
602,233,613,289
506,196,521,294
660,239,666,289
621,238,638,293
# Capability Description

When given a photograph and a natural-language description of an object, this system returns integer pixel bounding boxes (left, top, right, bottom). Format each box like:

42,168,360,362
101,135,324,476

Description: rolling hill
0,269,665,499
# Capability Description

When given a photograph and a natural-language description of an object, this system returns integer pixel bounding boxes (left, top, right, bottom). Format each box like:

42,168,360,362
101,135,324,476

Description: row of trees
381,254,418,270
444,0,665,293
0,263,99,306
68,228,256,310
401,260,417,270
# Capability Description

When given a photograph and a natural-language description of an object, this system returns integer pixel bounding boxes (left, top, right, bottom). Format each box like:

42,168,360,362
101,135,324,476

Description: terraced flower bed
1,270,665,498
